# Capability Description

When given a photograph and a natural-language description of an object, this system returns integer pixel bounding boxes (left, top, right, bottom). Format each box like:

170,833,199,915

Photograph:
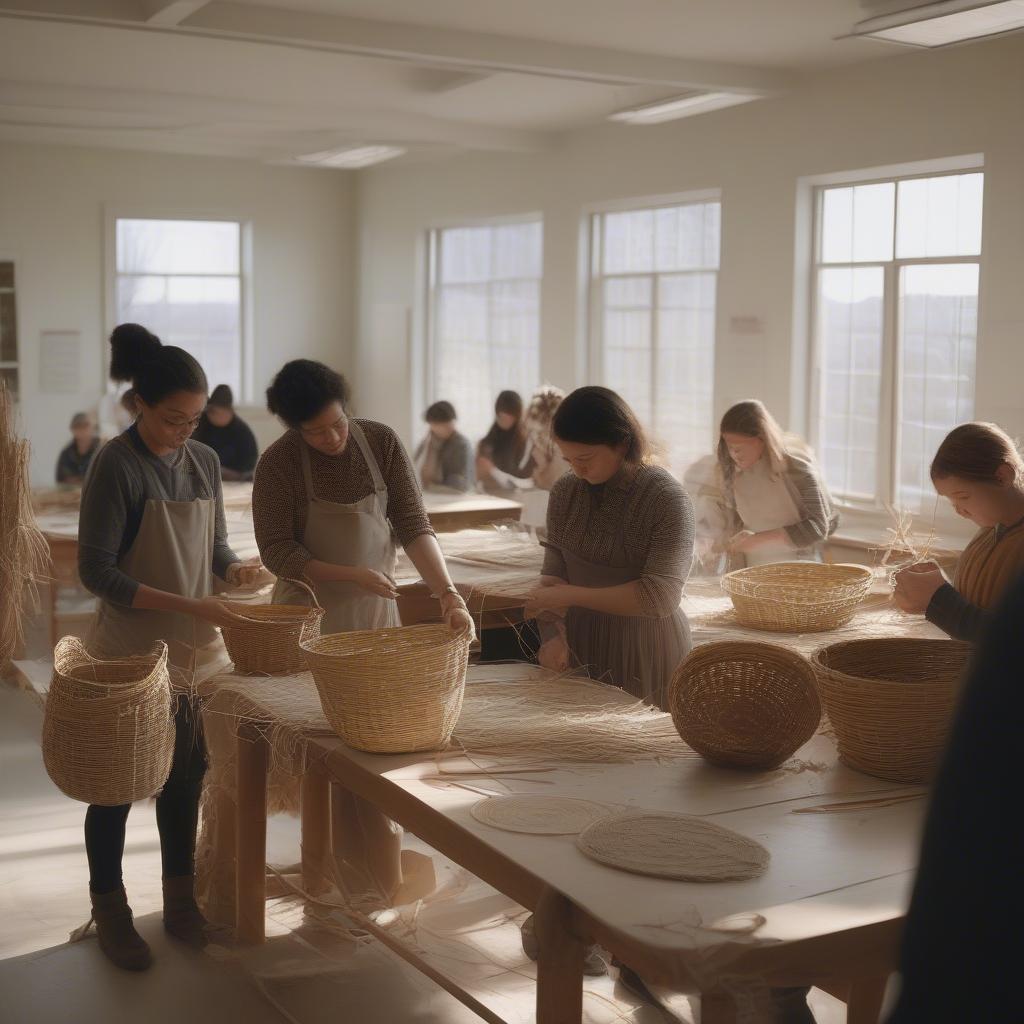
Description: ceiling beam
141,1,209,27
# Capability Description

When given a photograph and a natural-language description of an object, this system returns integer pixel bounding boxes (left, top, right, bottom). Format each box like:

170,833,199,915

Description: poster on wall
39,331,81,394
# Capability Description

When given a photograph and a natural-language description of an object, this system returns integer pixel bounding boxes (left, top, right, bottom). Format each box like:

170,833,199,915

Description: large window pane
432,222,542,441
117,219,240,275
821,183,895,264
897,263,979,511
817,266,884,501
896,172,983,259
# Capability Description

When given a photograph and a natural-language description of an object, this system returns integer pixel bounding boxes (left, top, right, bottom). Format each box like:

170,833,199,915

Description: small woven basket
221,579,324,675
722,562,873,633
301,624,471,754
669,641,821,769
811,638,970,783
42,637,175,806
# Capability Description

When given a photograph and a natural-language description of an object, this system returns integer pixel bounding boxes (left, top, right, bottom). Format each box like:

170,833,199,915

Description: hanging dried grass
0,382,48,669
450,673,696,766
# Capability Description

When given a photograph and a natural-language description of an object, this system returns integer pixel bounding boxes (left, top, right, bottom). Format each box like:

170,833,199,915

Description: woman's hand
192,596,251,629
353,567,399,600
727,530,760,553
440,592,476,641
228,557,270,588
893,562,948,614
538,634,570,673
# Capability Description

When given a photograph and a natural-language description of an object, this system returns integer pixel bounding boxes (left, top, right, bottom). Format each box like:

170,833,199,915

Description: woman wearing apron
77,324,262,971
894,421,1024,640
716,400,837,567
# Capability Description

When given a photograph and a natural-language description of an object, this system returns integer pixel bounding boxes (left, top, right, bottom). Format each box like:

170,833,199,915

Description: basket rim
723,561,872,589
301,622,460,654
54,637,169,689
221,601,324,625
811,637,970,688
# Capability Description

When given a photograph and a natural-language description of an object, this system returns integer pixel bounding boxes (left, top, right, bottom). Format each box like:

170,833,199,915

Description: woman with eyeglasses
77,323,263,972
253,358,474,638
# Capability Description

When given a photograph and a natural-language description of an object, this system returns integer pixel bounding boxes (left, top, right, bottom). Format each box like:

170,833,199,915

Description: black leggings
85,695,208,895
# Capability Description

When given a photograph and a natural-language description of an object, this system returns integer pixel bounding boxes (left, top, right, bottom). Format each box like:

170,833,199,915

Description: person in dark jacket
56,412,100,484
887,572,1024,1022
414,400,475,492
192,384,258,481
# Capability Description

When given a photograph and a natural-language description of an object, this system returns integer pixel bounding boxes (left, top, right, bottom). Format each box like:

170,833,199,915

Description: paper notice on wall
39,331,81,394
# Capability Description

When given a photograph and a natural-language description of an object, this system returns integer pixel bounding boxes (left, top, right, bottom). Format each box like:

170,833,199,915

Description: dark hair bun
109,323,161,383
266,359,351,428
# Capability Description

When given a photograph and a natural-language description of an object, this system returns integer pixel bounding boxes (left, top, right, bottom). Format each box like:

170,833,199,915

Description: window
589,199,720,475
813,170,982,512
114,218,244,396
0,261,17,399
427,220,542,442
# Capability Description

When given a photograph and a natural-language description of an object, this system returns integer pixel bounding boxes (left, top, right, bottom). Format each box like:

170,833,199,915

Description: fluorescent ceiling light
296,145,405,169
609,91,760,125
851,0,1024,47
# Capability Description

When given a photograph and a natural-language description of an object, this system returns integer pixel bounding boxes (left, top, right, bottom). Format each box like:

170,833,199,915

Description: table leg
534,887,584,1024
846,975,889,1024
330,782,403,900
300,767,330,896
235,725,268,944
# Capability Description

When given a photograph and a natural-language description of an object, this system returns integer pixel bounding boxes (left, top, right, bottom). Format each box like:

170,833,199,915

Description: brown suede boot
90,887,152,972
162,875,210,948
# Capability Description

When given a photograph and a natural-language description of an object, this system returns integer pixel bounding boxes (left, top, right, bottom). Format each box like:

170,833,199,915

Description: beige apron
87,435,229,689
272,421,400,634
732,459,818,568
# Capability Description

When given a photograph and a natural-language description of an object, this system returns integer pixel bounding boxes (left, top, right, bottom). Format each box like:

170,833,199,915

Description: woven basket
812,638,970,783
42,637,175,806
722,562,873,633
221,579,324,675
668,641,821,769
302,624,471,754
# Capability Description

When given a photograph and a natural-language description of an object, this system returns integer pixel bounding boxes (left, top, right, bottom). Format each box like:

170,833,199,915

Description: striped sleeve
635,478,694,618
782,455,837,549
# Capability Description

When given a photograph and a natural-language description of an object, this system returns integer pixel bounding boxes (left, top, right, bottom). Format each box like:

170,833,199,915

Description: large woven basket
669,641,821,769
221,579,324,675
302,624,471,754
812,638,970,783
722,562,873,633
42,637,175,806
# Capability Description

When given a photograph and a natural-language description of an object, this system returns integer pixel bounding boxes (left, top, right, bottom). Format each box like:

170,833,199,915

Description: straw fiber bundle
722,562,872,633
220,579,324,675
470,795,611,835
576,811,770,881
0,382,48,668
669,642,821,770
811,638,970,783
302,624,471,754
42,637,175,806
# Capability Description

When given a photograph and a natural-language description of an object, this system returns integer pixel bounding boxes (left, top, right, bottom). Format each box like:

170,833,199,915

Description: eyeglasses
301,416,348,441
160,413,203,431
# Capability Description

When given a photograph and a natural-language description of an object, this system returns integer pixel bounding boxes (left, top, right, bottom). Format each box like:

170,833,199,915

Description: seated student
413,401,474,492
713,400,837,567
524,384,571,491
192,384,258,482
476,390,535,492
56,412,100,485
893,422,1024,641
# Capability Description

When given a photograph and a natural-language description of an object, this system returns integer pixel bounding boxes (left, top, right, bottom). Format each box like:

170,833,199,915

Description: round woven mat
470,796,613,835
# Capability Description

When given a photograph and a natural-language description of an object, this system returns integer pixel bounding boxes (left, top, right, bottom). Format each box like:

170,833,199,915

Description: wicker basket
302,624,471,754
812,638,970,783
722,562,873,633
668,641,821,769
42,637,175,806
221,579,324,675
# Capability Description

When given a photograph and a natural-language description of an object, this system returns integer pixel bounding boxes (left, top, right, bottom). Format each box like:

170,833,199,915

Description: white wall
0,143,355,483
354,35,1024,463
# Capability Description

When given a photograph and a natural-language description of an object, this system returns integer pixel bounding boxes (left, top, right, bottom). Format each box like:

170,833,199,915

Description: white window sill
830,504,973,556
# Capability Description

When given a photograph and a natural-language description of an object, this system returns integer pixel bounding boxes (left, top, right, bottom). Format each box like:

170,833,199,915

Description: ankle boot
90,887,152,971
162,875,210,948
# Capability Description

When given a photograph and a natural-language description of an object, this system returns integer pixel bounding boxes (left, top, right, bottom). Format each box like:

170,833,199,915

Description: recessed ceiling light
609,91,761,125
296,145,405,169
850,0,1024,47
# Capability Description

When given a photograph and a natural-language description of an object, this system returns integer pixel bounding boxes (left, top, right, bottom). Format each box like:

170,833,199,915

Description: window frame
104,207,254,401
0,255,17,400
422,213,544,436
808,162,983,519
585,190,722,471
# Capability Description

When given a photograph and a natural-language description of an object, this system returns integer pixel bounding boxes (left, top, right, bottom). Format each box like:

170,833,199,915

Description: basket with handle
301,623,471,754
220,578,325,675
668,641,821,770
42,637,175,806
722,561,873,633
811,637,970,783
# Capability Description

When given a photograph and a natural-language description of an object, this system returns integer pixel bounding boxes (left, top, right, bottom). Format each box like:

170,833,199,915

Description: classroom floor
0,678,853,1024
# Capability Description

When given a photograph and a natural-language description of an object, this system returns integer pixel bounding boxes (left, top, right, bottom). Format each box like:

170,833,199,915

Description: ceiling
0,1,932,168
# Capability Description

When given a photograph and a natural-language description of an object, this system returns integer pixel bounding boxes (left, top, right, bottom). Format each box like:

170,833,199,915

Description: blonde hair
717,400,804,484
